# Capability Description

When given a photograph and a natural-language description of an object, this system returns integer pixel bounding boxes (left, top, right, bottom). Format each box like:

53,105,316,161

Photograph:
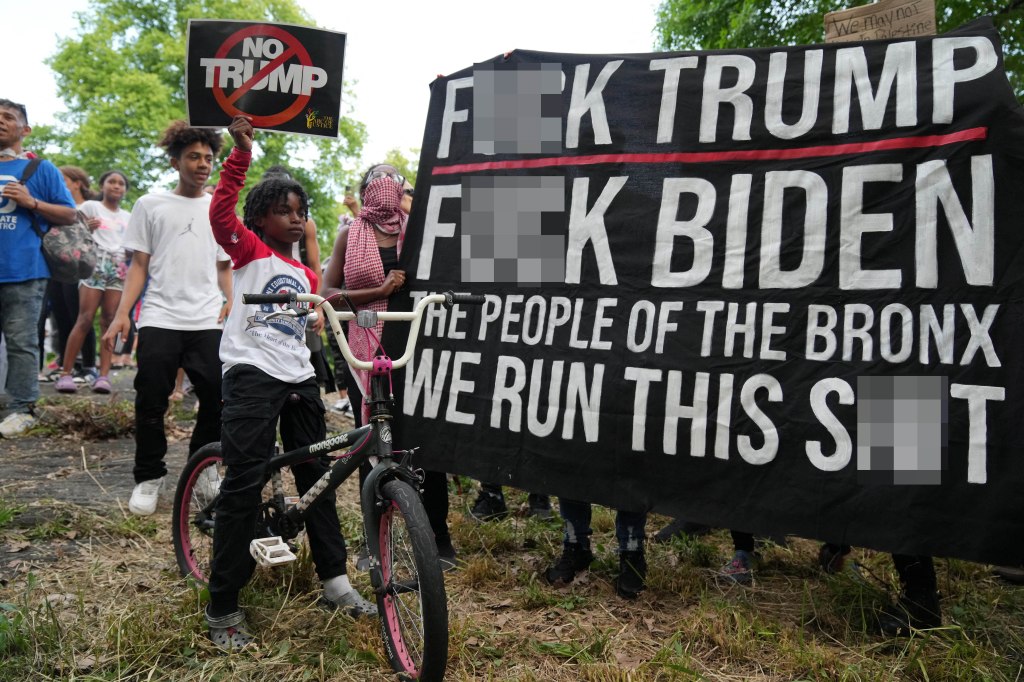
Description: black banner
390,18,1024,566
185,20,345,137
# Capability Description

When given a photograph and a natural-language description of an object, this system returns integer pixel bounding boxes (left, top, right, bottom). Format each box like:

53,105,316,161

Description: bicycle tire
374,479,449,681
172,443,224,583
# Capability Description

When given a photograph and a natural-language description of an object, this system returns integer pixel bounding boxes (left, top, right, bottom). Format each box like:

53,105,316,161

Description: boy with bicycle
203,115,375,649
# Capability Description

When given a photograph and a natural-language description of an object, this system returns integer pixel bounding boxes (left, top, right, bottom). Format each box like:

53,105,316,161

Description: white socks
322,574,352,601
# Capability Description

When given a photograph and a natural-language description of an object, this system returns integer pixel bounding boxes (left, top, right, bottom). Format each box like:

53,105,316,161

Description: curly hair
157,120,224,159
243,176,309,240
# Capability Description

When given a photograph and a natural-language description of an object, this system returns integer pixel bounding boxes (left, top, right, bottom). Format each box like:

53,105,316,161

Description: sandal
205,607,256,651
321,589,378,618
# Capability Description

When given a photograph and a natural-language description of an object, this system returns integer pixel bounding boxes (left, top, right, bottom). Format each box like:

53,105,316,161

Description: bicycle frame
226,291,481,585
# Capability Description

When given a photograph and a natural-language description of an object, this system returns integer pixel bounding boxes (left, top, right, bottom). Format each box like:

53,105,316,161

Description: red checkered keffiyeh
343,177,408,416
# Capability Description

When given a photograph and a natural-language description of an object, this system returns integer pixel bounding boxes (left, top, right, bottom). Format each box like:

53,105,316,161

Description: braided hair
242,176,309,240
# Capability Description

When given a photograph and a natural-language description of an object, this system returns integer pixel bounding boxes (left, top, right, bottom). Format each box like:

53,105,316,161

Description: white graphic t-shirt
79,200,130,259
122,191,231,330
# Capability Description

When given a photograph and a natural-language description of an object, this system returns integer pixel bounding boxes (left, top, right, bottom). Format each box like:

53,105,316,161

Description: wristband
32,198,39,211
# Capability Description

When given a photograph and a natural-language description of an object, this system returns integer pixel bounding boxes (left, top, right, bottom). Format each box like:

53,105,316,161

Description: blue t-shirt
0,158,77,283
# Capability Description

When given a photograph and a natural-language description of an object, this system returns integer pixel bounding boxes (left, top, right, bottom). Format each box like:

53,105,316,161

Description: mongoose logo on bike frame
308,433,351,454
245,274,307,341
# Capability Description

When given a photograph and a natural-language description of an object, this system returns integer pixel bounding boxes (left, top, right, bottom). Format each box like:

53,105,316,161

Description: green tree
33,0,366,251
655,0,1024,98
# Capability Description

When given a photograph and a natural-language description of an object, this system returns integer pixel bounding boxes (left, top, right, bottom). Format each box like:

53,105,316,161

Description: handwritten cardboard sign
825,0,936,43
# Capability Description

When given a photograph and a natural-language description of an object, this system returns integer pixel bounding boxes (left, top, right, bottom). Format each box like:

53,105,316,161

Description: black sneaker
818,543,851,574
526,493,553,520
993,565,1024,584
616,550,647,599
653,518,711,543
878,590,942,636
468,490,509,522
544,543,595,585
436,537,459,573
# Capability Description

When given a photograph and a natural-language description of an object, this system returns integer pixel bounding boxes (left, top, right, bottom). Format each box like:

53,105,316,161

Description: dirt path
0,369,354,585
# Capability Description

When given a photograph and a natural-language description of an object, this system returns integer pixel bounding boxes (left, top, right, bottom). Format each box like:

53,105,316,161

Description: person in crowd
40,166,98,383
204,115,375,649
322,164,458,569
545,500,648,599
55,170,131,395
0,99,77,437
103,120,231,515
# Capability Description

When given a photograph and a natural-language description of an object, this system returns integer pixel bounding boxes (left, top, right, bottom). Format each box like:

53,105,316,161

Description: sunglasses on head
364,168,406,189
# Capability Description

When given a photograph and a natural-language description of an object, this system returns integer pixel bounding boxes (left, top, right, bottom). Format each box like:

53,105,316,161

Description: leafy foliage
35,0,367,250
655,0,1024,99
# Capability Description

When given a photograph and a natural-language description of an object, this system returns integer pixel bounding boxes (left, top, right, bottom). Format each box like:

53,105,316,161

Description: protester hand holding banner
390,17,1024,566
185,20,345,137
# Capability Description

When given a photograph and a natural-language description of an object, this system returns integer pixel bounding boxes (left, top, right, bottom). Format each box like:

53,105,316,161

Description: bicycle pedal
250,536,297,567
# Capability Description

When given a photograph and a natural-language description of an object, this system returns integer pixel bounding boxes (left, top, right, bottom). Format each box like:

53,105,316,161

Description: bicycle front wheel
374,479,449,681
172,442,224,583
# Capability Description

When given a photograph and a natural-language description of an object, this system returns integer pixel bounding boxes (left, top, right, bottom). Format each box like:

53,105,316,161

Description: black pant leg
133,327,182,482
280,379,348,581
422,470,450,543
182,329,223,456
208,365,285,616
731,531,756,553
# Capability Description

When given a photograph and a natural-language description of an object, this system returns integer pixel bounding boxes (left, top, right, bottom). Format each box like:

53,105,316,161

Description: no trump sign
186,20,345,137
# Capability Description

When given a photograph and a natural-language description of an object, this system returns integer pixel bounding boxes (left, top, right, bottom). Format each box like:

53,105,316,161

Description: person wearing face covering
322,165,458,571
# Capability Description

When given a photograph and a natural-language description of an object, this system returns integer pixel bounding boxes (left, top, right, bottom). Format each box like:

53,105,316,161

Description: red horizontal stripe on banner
431,127,988,175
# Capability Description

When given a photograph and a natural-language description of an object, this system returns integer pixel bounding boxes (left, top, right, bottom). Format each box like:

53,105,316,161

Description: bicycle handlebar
242,293,294,305
241,290,484,371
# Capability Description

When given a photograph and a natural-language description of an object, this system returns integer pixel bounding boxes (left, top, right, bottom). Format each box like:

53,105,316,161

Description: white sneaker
194,466,221,507
128,476,165,515
331,398,353,416
0,412,36,438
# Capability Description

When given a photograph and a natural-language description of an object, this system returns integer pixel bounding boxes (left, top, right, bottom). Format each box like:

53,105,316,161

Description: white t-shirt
78,200,130,258
220,238,317,383
122,191,231,330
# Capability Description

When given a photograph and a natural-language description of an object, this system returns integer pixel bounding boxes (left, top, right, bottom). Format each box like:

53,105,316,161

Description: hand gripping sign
186,20,345,138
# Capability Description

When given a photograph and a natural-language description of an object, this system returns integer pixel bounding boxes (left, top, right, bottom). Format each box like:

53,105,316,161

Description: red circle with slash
211,24,313,127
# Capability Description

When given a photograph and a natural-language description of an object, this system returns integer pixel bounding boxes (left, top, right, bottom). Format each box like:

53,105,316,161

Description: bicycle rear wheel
374,479,448,681
172,443,224,583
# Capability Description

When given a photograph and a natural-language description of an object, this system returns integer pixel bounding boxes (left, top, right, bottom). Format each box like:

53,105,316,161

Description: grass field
0,398,1022,680
2,486,1023,681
